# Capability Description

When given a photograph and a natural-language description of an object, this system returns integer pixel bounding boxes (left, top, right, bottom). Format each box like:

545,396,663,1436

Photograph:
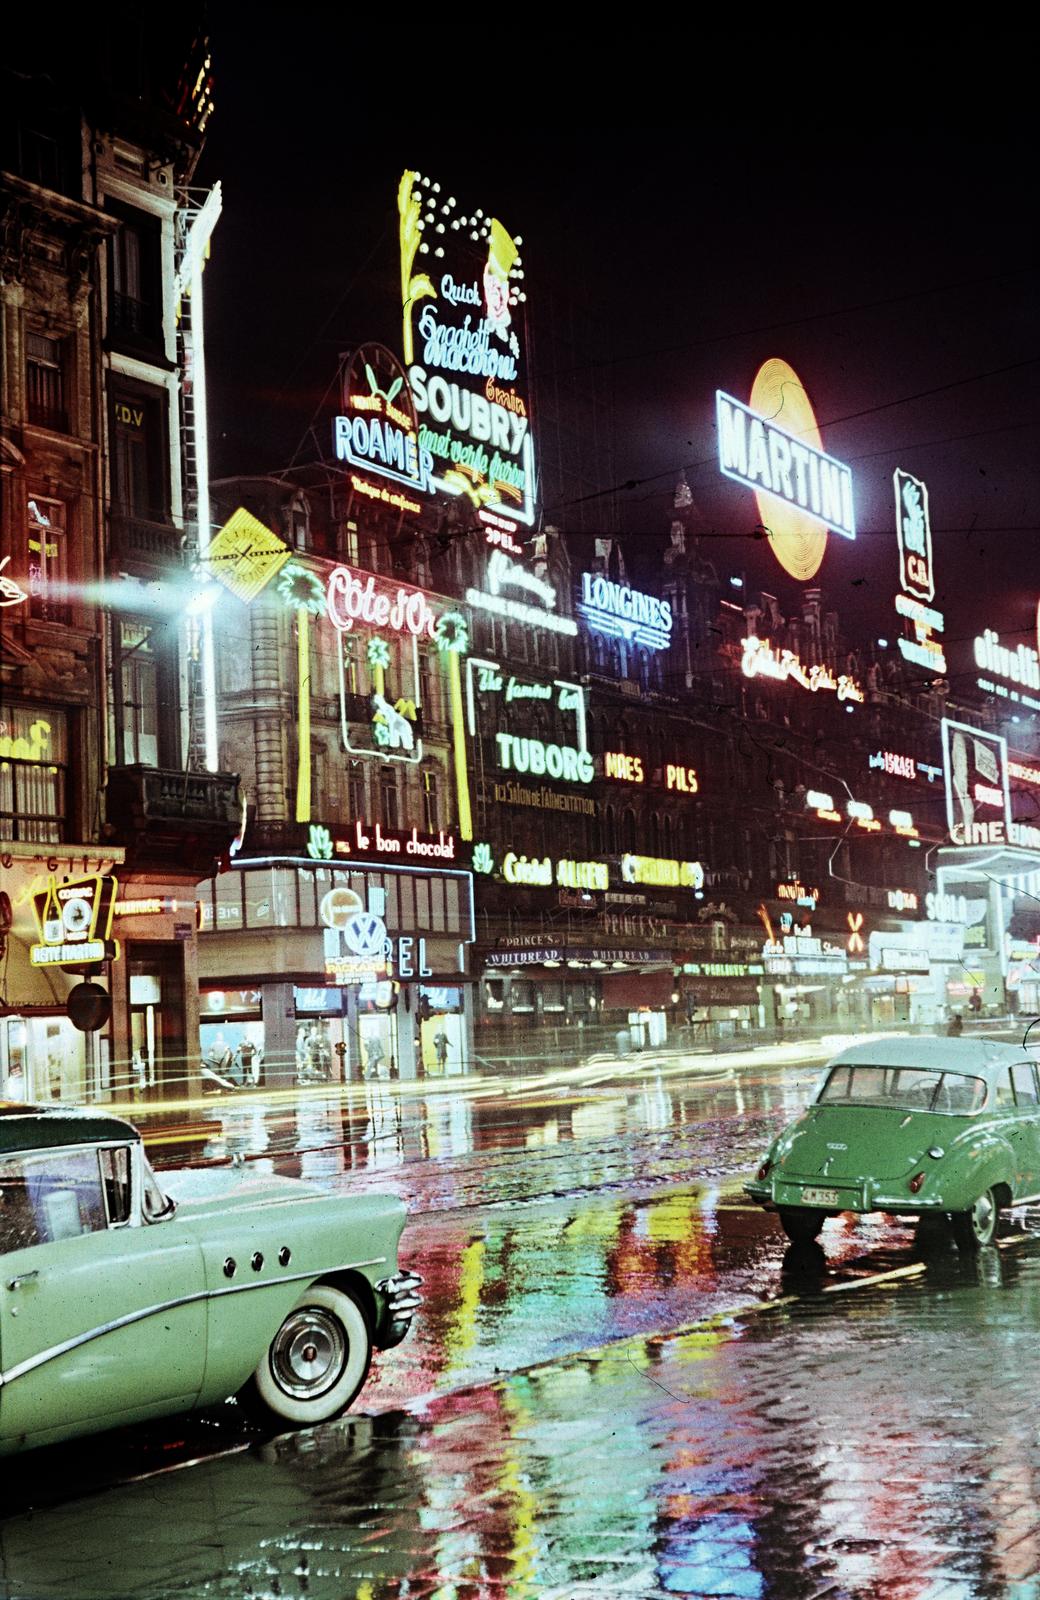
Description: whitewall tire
251,1284,372,1426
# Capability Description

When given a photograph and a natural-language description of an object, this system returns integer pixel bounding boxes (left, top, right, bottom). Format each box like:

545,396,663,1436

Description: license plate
802,1186,841,1206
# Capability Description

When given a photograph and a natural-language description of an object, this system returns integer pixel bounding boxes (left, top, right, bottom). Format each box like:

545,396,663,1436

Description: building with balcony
1,20,238,1104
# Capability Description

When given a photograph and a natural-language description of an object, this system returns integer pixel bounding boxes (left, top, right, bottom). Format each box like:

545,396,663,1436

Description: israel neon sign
578,573,672,651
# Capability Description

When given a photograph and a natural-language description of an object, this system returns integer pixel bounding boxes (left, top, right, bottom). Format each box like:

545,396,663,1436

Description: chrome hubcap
972,1193,995,1240
271,1309,346,1400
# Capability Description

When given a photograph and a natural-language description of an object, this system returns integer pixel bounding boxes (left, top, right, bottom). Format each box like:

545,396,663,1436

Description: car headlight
927,1146,945,1159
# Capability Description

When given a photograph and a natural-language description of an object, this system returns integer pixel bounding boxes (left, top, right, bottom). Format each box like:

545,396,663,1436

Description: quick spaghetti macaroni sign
398,171,535,525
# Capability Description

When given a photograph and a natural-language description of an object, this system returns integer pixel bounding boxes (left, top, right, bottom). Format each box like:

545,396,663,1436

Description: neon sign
465,659,587,753
605,752,644,783
1011,760,1040,786
500,852,608,895
331,820,458,861
503,853,552,886
717,359,855,582
777,881,819,909
621,855,704,890
399,171,535,523
30,874,120,968
870,749,916,780
893,469,946,672
466,550,577,637
0,555,28,608
326,565,439,639
334,343,433,501
847,800,881,831
887,889,919,912
665,764,698,794
578,573,672,651
496,734,593,784
974,627,1040,711
479,508,524,555
741,637,864,701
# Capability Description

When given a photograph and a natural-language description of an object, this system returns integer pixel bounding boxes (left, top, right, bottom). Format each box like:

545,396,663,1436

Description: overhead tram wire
540,355,1040,520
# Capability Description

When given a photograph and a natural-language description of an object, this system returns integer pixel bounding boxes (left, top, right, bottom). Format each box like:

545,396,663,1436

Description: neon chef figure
483,218,518,341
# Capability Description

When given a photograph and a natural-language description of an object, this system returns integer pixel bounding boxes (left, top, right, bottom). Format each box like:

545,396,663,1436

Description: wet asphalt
2,1045,1040,1599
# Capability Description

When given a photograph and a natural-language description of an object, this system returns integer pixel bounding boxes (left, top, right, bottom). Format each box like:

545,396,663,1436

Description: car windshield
818,1063,987,1114
142,1157,176,1222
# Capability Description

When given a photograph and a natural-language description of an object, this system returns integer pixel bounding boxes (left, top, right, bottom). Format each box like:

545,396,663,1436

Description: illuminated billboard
716,358,855,581
333,343,434,509
942,718,1017,846
398,171,535,525
578,573,673,651
892,469,946,673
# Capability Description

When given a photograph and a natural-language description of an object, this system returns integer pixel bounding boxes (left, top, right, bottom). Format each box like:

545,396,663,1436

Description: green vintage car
745,1038,1040,1250
0,1105,421,1454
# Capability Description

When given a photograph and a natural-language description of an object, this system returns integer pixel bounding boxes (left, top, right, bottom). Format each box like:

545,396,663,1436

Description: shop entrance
127,943,186,1098
418,986,465,1075
0,1013,99,1102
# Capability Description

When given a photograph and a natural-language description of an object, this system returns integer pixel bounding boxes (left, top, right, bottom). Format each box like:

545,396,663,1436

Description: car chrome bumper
376,1270,423,1346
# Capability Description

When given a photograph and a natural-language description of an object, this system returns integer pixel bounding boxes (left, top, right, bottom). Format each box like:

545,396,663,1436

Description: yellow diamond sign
203,508,291,603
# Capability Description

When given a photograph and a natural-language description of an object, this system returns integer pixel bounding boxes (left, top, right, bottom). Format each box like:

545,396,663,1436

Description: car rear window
818,1064,987,1113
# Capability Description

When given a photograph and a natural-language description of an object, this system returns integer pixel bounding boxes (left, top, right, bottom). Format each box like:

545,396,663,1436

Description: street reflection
7,1241,1034,1598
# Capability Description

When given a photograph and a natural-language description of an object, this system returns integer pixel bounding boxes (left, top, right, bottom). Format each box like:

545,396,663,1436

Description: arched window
622,808,637,852
649,812,661,855
605,804,616,854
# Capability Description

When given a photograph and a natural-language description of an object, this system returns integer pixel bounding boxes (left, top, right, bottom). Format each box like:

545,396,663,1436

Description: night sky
195,55,1039,709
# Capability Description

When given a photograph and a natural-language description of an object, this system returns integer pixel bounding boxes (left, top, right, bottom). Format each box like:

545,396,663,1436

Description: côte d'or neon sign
326,565,438,640
621,855,704,890
741,637,864,702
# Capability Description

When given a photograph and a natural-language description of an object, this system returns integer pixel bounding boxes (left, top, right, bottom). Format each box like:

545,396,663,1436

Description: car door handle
7,1270,39,1291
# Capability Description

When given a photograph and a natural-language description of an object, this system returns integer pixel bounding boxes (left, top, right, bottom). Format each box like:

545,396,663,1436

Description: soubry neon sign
717,359,855,582
578,573,672,651
621,855,704,890
741,637,864,702
326,565,438,640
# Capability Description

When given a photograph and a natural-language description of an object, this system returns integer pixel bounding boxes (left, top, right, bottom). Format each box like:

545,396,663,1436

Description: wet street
4,1042,1040,1599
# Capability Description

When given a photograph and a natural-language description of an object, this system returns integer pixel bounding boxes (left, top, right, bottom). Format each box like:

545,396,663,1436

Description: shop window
297,869,317,927
0,703,67,843
397,874,415,927
510,981,535,1014
429,876,446,931
245,867,297,929
414,877,431,929
27,496,68,623
422,768,440,833
484,979,505,1012
110,386,169,523
26,333,68,432
213,871,244,930
542,982,565,1013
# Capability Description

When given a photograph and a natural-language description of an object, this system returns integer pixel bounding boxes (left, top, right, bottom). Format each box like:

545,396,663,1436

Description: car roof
827,1037,1031,1076
0,1104,140,1156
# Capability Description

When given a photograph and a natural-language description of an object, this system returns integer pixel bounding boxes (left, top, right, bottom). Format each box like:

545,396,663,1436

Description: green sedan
0,1105,421,1455
745,1038,1040,1250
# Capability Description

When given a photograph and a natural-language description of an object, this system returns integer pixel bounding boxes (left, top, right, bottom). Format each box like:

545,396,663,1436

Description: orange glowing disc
749,358,828,582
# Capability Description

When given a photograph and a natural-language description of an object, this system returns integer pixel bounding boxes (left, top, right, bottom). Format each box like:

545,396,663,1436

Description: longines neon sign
578,573,672,651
